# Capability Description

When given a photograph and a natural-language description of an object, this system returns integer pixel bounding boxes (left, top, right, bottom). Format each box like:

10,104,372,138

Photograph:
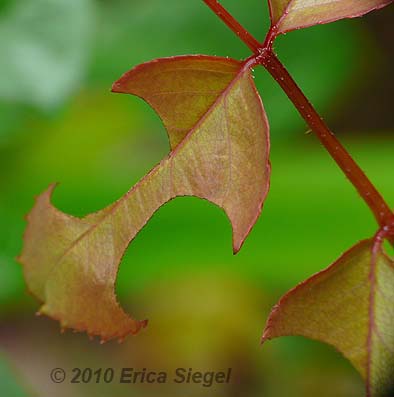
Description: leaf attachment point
20,55,271,341
267,0,394,36
262,239,394,397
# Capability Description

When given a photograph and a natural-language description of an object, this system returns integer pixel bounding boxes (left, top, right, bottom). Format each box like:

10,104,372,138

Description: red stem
203,1,394,230
203,0,261,53
261,52,394,229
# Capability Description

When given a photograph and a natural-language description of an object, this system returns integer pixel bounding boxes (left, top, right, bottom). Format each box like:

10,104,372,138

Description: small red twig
203,0,394,232
203,0,261,53
260,52,394,230
372,222,394,254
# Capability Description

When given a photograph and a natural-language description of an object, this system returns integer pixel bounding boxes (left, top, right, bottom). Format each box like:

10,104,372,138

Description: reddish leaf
268,0,394,35
19,55,271,341
262,239,394,397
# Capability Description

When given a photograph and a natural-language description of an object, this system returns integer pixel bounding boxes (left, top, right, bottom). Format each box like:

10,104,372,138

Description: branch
260,52,394,230
203,0,394,233
203,0,261,53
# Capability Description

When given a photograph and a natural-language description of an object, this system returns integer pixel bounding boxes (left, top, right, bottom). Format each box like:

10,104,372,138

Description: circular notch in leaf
19,55,271,341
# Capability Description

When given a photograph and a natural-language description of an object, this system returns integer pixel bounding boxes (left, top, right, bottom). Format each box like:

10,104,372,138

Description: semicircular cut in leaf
262,239,394,397
268,0,394,35
19,55,271,341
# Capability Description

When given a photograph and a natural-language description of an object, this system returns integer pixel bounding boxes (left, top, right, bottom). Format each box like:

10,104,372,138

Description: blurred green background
0,0,393,396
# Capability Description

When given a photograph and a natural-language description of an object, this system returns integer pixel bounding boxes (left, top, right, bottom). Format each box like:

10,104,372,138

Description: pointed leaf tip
268,0,394,35
263,239,394,397
20,184,147,341
20,55,271,340
102,55,271,253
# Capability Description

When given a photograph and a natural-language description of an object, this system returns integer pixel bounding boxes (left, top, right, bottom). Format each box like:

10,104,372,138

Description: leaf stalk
203,0,261,52
203,0,394,233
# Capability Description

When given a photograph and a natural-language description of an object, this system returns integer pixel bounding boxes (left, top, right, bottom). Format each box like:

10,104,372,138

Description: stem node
202,0,394,234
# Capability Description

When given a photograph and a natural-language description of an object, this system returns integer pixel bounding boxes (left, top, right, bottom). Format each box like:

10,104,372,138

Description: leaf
262,239,394,397
19,55,271,341
268,0,394,35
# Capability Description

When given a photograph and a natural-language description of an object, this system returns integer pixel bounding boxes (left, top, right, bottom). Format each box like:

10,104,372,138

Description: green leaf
262,239,394,397
19,55,271,341
0,0,94,109
268,0,394,35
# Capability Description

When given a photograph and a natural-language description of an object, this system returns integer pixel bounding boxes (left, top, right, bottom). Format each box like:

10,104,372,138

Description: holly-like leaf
19,55,271,341
262,239,394,397
268,0,394,35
